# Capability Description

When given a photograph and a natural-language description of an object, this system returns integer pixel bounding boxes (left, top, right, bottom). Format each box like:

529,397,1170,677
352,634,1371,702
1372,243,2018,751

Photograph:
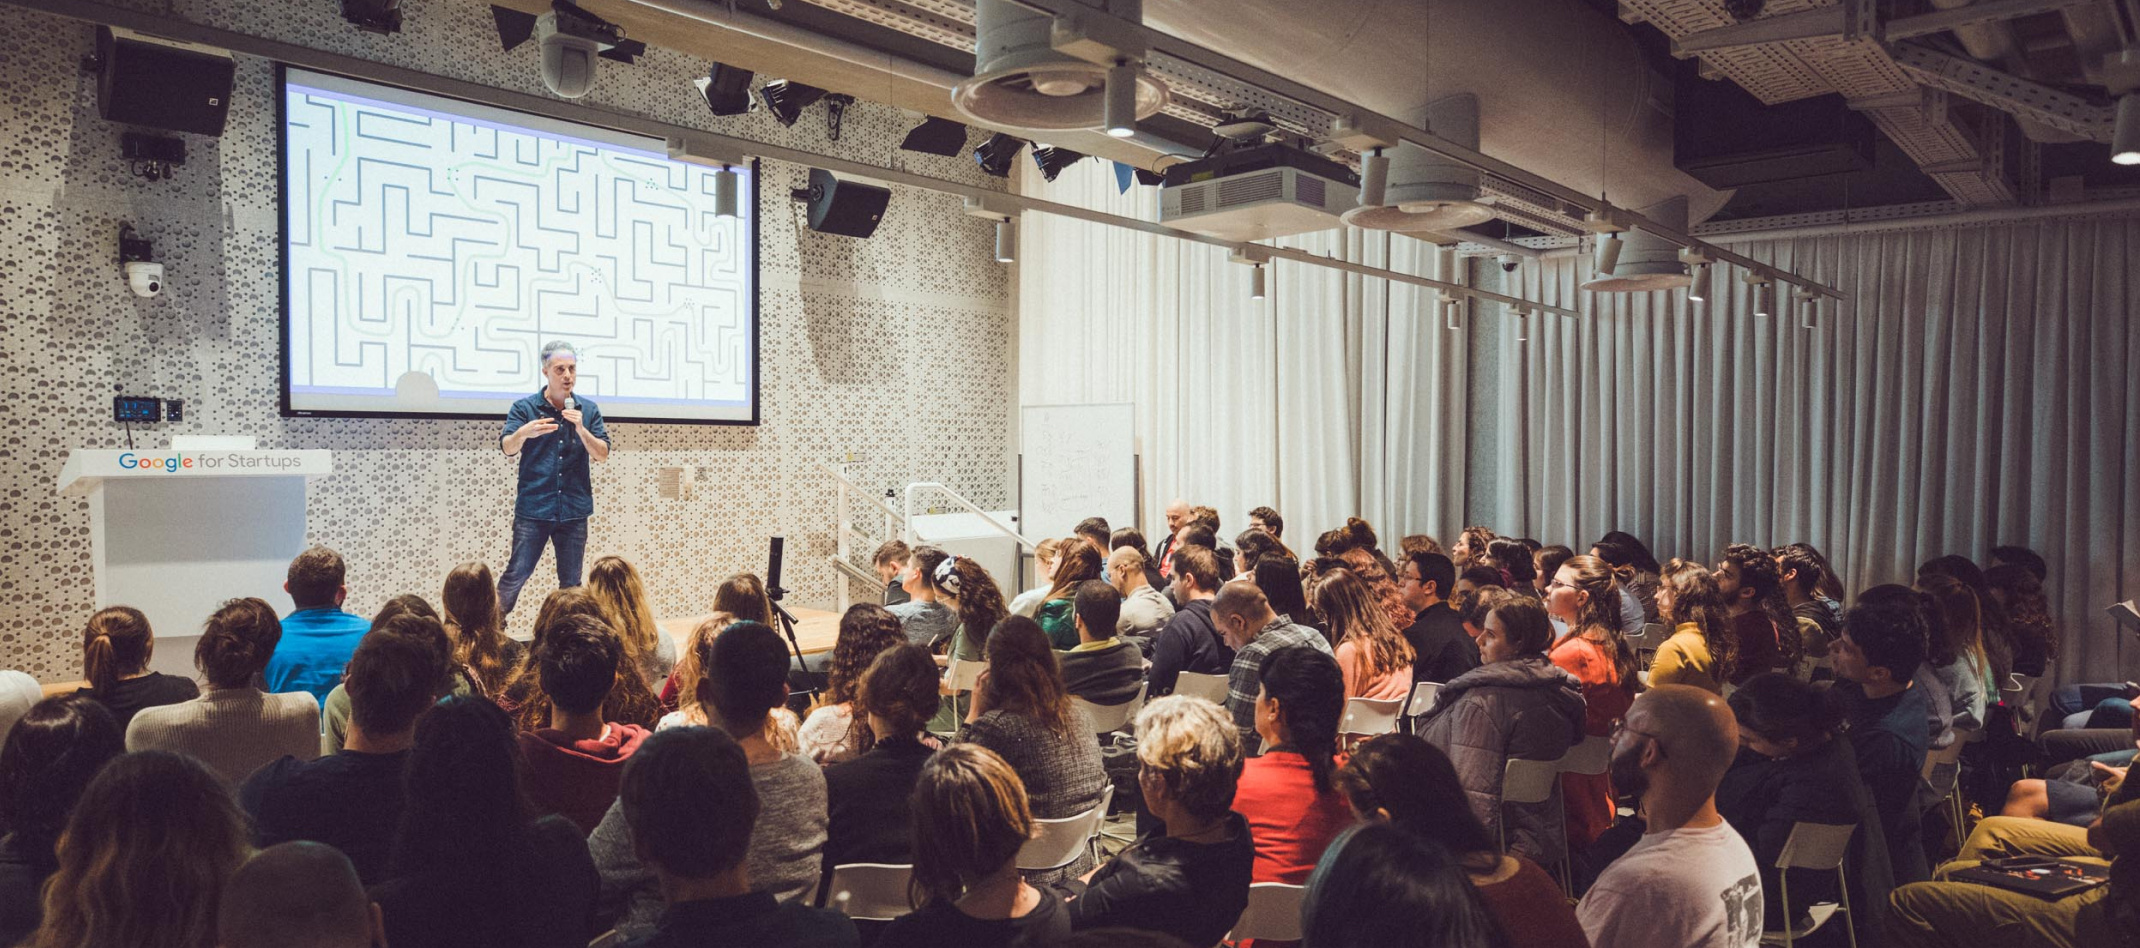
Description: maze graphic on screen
283,73,755,421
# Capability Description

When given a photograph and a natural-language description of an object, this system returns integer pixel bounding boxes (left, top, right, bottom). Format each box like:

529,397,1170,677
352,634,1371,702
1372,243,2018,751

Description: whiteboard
1020,403,1137,544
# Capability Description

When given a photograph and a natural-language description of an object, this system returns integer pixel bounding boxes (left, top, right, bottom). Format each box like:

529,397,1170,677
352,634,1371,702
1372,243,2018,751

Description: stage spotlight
995,219,1017,263
1104,60,1138,138
973,134,1025,178
1687,263,1708,303
2114,93,2139,165
756,79,828,127
1594,232,1623,274
1031,145,1084,182
900,116,969,157
1357,148,1388,207
693,63,755,116
341,0,402,33
714,166,739,218
1755,283,1772,317
1250,263,1266,300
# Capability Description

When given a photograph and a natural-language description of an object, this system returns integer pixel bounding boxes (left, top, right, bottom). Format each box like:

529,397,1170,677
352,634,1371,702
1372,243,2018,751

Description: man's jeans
498,516,588,615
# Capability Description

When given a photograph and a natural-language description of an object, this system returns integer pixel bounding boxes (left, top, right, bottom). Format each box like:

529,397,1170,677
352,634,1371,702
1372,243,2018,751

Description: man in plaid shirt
1212,581,1332,755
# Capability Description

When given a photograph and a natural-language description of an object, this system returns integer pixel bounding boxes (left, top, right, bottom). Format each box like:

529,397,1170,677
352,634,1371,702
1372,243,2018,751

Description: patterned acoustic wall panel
0,4,1014,679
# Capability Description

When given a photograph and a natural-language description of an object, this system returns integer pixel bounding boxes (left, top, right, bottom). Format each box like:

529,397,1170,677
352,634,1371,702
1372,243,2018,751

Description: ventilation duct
953,0,1169,132
1581,195,1690,292
1341,94,1495,232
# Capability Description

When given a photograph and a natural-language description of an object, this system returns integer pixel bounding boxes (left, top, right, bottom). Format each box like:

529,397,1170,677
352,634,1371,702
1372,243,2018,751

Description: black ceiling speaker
94,27,235,137
791,168,889,238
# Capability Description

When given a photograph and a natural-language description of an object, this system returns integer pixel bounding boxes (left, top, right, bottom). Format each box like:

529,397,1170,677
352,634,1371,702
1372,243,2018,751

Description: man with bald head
1155,498,1192,579
219,841,385,948
1108,546,1174,640
1578,684,1764,948
1213,580,1329,753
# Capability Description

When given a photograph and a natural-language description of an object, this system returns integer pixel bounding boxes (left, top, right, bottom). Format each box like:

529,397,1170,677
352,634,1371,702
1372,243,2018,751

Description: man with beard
1578,684,1764,948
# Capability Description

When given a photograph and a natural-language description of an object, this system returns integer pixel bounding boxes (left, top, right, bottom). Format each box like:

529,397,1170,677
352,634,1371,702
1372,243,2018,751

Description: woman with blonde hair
1648,559,1738,693
440,562,523,698
875,744,1069,947
26,750,252,948
584,555,678,688
657,612,799,752
1541,554,1640,852
1008,538,1065,618
658,573,775,710
1312,568,1415,701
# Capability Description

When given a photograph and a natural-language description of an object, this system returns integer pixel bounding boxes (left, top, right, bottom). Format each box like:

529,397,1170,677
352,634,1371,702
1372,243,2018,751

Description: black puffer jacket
1416,655,1587,860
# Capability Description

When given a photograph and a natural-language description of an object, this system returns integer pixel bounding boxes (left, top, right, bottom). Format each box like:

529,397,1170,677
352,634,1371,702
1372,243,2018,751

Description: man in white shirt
1108,546,1175,639
1578,683,1764,948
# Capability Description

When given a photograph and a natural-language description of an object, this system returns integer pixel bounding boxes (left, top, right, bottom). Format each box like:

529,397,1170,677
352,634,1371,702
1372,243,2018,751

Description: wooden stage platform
657,606,842,657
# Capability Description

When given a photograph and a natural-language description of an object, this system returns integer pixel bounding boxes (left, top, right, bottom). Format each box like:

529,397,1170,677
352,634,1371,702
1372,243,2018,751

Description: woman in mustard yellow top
1646,559,1739,695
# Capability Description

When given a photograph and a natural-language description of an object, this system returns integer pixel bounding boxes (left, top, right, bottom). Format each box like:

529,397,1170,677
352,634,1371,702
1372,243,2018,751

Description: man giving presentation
498,340,612,615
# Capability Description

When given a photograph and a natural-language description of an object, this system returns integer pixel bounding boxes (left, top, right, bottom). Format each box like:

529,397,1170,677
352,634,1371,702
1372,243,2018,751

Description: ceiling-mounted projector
1581,195,1693,292
1341,93,1496,232
953,0,1168,131
1159,144,1359,241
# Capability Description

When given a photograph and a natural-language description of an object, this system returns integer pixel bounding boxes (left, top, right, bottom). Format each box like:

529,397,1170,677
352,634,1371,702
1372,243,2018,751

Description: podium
57,449,334,677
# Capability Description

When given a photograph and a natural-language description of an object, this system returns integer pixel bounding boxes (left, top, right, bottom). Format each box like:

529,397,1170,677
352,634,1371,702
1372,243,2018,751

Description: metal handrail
827,555,880,589
818,463,906,524
904,482,1037,551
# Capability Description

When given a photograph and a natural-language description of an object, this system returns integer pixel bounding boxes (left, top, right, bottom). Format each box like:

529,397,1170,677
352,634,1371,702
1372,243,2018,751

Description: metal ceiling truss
1886,40,2118,141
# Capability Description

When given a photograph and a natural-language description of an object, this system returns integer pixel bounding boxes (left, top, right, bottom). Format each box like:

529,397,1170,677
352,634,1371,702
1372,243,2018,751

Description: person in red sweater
1232,646,1354,885
517,615,649,835
1336,733,1590,948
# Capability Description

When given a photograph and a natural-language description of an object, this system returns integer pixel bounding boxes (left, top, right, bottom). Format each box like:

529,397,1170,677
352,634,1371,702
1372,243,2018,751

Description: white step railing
820,466,1039,613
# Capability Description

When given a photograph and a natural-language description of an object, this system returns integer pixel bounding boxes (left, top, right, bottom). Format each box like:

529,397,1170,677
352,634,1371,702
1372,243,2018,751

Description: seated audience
822,645,941,889
1399,549,1479,685
1313,568,1415,701
371,696,599,948
1915,572,1991,747
931,555,1013,733
888,546,957,649
1456,566,1510,640
1074,517,1112,556
1826,591,1934,884
1063,695,1252,945
587,555,681,689
0,671,36,745
1532,546,1574,600
25,750,252,948
1543,556,1641,853
1059,580,1146,708
1144,546,1231,698
877,744,1072,947
1490,538,1540,594
1577,685,1762,948
1106,547,1174,639
1234,647,1354,884
512,589,665,733
1335,733,1586,948
321,597,470,753
873,539,912,607
72,606,197,730
1593,531,1664,623
519,615,652,835
1035,544,1105,650
1983,562,2055,679
1718,673,1889,935
1300,821,1512,948
1647,559,1737,694
243,614,451,884
1312,518,1413,628
1111,527,1169,594
959,617,1108,880
658,575,777,710
0,696,123,946
441,562,526,698
1885,780,2133,947
1251,556,1313,629
127,597,320,784
1452,526,1499,570
591,621,828,938
266,546,374,703
1773,543,1841,666
1009,538,1064,619
1417,595,1585,864
218,842,386,948
618,726,858,948
1234,528,1290,577
797,604,907,764
1216,580,1330,754
1155,499,1191,578
1716,543,1799,680
1248,506,1284,543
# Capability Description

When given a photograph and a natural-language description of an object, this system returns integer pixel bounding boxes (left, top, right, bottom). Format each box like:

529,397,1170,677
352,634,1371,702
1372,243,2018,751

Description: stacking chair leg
1839,861,1858,948
1780,870,1793,948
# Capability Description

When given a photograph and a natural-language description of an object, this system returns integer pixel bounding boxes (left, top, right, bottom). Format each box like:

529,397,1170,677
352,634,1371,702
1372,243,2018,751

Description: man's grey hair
540,340,578,368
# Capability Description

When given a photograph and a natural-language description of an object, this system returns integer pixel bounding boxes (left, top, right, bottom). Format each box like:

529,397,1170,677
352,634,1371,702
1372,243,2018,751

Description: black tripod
766,536,822,713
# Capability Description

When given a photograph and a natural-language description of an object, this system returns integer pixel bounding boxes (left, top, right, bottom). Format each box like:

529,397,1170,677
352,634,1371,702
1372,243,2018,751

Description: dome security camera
126,261,164,298
537,12,603,99
1497,253,1520,273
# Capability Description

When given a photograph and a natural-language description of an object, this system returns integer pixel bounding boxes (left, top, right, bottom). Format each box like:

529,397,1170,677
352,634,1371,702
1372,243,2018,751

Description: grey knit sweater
126,688,322,785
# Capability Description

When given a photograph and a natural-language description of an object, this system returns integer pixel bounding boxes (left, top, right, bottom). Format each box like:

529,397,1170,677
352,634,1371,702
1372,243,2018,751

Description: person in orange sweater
517,615,649,835
1544,555,1642,854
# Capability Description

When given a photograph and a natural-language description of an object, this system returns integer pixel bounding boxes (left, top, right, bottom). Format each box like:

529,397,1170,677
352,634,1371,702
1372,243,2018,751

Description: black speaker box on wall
96,27,236,137
793,168,890,239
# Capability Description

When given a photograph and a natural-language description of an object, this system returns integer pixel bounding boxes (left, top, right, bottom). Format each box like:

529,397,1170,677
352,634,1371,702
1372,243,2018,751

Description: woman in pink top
1231,646,1355,885
1544,555,1642,853
1311,569,1415,701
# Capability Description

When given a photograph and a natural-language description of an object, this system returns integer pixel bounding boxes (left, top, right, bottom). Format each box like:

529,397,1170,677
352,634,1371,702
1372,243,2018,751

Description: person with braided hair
1232,646,1354,886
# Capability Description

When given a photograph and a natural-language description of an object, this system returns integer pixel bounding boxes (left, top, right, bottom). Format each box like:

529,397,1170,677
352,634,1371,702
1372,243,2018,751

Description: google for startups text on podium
57,444,333,676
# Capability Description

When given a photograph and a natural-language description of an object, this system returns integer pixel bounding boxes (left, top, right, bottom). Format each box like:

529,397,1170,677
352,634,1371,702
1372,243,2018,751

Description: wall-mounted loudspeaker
791,168,889,238
95,27,236,137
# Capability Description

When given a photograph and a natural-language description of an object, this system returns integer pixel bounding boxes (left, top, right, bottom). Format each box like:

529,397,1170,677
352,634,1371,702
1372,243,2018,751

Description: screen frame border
274,62,764,428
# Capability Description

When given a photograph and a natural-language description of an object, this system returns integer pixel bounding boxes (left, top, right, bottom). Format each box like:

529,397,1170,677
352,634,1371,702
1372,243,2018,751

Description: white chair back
1173,671,1229,704
588,931,621,948
945,658,985,692
1225,882,1306,943
826,863,915,921
1775,822,1856,871
1502,756,1559,805
1340,696,1405,737
1072,689,1146,735
1016,784,1114,870
1404,680,1441,716
1558,735,1612,776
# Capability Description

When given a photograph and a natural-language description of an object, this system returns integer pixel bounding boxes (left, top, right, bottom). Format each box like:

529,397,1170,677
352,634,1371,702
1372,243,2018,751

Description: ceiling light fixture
1445,298,1462,331
899,116,969,157
1594,232,1623,275
973,133,1026,178
2114,92,2140,165
1687,263,1708,303
756,79,828,127
1103,60,1139,138
1794,287,1818,329
714,166,739,218
995,219,1017,263
1250,263,1267,300
693,63,755,116
1357,147,1389,207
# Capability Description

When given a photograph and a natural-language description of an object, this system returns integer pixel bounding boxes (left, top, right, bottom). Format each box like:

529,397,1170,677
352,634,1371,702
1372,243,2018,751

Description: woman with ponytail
72,606,196,730
125,597,321,783
1542,555,1641,852
1232,646,1354,885
441,562,524,698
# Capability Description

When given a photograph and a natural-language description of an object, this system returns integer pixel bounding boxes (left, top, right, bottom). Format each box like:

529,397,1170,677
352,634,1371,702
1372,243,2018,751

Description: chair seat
1759,902,1841,945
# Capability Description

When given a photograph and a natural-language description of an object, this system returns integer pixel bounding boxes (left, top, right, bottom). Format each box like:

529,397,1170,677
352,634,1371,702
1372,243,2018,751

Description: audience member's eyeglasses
1608,717,1658,743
